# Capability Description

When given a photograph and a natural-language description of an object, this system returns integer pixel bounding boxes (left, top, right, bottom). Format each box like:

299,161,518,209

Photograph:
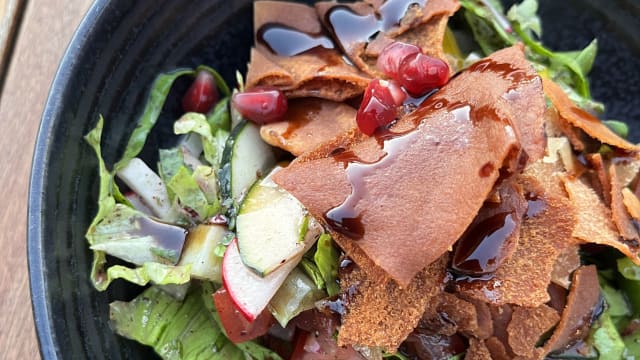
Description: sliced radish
222,238,305,322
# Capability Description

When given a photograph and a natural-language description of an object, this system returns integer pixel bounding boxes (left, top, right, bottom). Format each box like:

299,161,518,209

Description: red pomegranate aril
398,53,450,96
182,70,219,114
356,79,404,136
376,42,421,78
232,87,288,125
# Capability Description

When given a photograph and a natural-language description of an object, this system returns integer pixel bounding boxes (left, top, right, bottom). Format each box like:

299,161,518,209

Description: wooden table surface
0,0,92,358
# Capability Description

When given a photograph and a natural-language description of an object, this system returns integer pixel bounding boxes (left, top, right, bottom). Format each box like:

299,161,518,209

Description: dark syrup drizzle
324,0,426,52
257,23,334,56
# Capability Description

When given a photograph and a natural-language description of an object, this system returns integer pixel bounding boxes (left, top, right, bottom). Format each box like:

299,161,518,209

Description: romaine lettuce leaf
84,116,119,289
88,203,187,265
167,166,219,220
314,233,341,297
459,0,604,113
101,262,191,290
110,285,237,360
592,312,625,359
207,96,231,132
174,112,228,168
159,148,186,195
115,69,195,171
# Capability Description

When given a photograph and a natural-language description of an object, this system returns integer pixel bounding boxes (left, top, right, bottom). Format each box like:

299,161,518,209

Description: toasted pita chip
563,176,640,264
544,265,601,352
274,46,541,286
543,78,640,152
337,255,448,352
316,0,460,77
456,162,575,306
610,161,640,241
623,188,640,220
507,305,559,358
247,1,371,101
260,98,357,156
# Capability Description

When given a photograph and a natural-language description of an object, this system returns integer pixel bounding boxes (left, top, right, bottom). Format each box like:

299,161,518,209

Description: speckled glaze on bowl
28,0,639,359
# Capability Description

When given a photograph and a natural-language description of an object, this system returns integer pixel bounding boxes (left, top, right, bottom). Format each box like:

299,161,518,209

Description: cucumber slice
219,120,276,207
177,224,226,282
236,167,322,277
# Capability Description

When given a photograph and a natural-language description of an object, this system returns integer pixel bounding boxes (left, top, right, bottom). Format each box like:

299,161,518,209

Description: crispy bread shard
315,0,460,77
274,45,544,286
543,78,640,152
337,255,448,352
455,162,576,307
544,265,601,353
247,1,371,101
259,98,357,156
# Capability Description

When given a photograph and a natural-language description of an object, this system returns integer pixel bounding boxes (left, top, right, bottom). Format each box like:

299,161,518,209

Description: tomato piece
212,287,274,343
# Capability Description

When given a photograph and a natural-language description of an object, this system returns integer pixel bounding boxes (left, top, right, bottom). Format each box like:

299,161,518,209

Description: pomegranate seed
376,42,420,78
398,53,450,96
356,79,404,136
232,87,288,125
182,70,219,114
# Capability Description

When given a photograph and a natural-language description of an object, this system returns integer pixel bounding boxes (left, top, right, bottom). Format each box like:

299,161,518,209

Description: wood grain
0,0,92,359
0,0,25,87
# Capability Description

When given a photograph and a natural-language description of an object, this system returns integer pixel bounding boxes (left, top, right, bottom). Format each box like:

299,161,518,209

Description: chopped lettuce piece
101,262,191,290
84,116,120,288
167,166,218,220
174,112,228,168
115,69,195,171
506,0,541,37
192,165,220,204
314,233,341,297
159,148,186,194
623,323,640,357
299,257,325,290
617,257,640,280
207,96,231,132
599,277,631,318
459,0,603,112
604,120,630,139
89,203,187,265
592,312,625,359
110,285,233,360
269,268,327,327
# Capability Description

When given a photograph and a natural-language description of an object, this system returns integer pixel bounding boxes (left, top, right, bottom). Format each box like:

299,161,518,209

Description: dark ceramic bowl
28,0,640,359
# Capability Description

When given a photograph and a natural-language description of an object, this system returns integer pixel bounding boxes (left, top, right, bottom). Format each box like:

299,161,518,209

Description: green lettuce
84,116,118,289
110,285,232,360
459,0,603,113
314,233,341,296
174,112,228,168
115,69,195,171
167,166,219,220
88,203,187,265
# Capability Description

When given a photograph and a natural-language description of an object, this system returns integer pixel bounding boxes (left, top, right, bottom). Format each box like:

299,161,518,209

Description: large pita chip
544,265,601,352
274,46,542,286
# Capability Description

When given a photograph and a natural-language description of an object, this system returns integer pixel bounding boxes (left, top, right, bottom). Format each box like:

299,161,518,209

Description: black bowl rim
27,0,109,358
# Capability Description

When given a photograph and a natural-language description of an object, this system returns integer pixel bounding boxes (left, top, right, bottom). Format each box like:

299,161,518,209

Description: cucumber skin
218,119,246,203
